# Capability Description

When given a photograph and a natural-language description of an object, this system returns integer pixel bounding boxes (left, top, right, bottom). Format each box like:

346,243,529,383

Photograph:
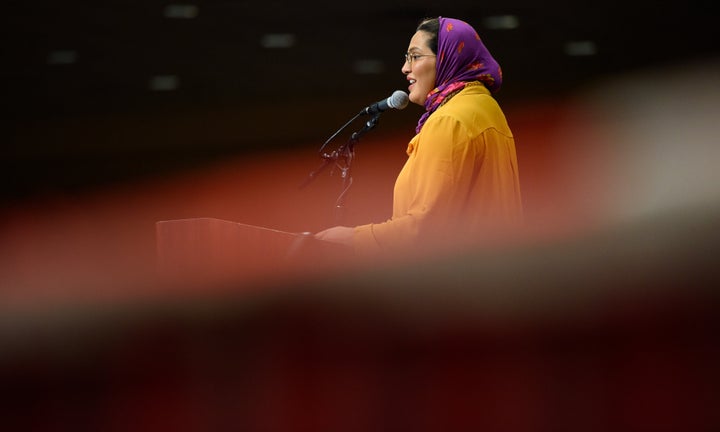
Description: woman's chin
409,93,424,106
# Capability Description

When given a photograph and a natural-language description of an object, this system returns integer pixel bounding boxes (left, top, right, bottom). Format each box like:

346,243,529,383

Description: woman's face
402,30,437,106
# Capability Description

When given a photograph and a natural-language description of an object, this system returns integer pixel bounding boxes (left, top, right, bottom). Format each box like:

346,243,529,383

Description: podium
156,218,348,284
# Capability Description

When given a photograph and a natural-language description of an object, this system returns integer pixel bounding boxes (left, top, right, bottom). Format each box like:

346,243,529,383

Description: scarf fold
416,17,503,134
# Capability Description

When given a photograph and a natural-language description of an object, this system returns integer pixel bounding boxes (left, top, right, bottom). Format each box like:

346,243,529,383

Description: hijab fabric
416,17,503,134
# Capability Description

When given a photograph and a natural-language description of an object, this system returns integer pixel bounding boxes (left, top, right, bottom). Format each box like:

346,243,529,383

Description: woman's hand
314,226,355,246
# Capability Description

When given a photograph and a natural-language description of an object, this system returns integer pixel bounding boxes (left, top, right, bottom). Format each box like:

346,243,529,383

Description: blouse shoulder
429,84,512,137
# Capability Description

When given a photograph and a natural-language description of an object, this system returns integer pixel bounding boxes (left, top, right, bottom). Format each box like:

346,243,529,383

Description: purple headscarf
416,17,503,134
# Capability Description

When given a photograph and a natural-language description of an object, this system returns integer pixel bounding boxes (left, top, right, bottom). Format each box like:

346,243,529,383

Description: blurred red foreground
2,83,719,431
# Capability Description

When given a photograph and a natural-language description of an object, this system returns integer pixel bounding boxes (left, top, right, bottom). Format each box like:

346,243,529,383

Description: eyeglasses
404,53,436,65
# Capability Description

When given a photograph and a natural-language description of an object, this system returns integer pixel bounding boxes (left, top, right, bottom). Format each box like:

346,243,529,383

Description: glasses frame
404,53,436,65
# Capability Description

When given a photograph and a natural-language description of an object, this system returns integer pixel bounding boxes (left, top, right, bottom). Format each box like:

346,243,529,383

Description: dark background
4,0,718,202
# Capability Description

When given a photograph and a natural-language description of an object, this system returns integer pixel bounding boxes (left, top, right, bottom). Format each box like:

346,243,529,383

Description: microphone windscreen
388,90,409,110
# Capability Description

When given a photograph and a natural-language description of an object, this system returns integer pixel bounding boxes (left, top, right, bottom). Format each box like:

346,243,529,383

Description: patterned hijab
416,17,503,134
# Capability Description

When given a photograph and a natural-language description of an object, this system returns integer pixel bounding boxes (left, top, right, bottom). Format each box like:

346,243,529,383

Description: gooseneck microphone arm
301,112,381,223
331,113,383,222
317,112,361,155
299,111,360,191
300,90,408,223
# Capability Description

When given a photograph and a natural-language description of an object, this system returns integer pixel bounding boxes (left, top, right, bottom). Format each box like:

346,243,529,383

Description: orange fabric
354,84,522,255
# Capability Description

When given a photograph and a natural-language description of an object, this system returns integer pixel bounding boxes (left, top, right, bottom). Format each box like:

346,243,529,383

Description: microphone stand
301,112,382,224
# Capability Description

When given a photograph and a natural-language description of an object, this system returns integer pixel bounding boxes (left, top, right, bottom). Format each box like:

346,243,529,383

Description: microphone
360,90,409,115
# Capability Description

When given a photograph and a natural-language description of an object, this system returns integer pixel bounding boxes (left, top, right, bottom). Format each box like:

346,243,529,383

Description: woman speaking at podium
315,17,522,257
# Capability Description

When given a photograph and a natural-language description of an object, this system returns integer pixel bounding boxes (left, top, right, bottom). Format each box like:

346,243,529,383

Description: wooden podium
156,218,348,284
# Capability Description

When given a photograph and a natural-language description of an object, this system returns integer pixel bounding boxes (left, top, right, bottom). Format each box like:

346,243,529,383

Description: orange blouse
353,84,522,255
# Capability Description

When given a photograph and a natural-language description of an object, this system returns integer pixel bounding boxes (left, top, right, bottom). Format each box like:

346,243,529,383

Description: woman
315,17,522,256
